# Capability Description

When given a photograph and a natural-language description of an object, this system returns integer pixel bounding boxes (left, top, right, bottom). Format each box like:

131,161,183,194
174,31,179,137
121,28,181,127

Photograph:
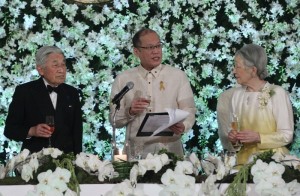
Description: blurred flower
199,174,220,196
107,179,145,196
189,153,201,175
21,164,33,182
42,148,63,158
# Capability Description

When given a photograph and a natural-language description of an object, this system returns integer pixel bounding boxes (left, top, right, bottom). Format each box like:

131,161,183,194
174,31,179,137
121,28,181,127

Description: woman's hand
228,130,239,143
236,130,260,143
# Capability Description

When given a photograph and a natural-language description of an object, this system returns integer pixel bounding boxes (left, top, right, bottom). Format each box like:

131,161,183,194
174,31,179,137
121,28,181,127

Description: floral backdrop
0,0,300,162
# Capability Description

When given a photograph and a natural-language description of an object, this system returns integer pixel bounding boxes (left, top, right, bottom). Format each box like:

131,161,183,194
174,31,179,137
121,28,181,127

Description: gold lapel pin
160,81,165,91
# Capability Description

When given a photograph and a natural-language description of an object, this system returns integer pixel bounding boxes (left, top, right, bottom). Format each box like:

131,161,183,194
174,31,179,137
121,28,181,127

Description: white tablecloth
0,183,257,195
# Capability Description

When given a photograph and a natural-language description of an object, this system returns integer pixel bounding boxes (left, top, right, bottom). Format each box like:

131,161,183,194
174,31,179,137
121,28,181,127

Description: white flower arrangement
26,167,77,196
129,153,170,186
0,148,63,182
160,161,196,195
251,159,300,195
1,149,300,195
75,152,117,182
258,85,275,109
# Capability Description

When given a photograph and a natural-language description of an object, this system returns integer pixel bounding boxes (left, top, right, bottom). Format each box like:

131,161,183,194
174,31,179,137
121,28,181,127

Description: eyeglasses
137,43,163,51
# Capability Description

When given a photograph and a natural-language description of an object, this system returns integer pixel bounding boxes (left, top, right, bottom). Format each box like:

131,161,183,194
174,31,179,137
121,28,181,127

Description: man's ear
133,47,139,57
36,65,44,76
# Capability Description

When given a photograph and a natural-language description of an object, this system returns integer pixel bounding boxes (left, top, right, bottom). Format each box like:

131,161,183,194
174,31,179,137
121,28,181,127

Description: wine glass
230,113,242,151
132,141,144,160
45,115,55,147
140,93,151,109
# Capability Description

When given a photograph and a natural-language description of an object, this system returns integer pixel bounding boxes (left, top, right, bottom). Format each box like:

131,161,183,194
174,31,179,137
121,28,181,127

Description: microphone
112,81,134,105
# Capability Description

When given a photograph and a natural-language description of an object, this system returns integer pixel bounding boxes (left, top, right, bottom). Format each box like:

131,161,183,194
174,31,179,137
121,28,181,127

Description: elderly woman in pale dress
227,44,294,165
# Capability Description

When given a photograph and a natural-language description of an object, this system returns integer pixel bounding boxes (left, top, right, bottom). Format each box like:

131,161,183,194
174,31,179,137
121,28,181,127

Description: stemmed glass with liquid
45,115,55,147
140,92,151,111
231,113,242,151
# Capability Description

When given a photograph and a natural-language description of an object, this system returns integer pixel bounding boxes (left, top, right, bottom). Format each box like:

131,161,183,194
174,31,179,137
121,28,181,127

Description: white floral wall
0,0,299,161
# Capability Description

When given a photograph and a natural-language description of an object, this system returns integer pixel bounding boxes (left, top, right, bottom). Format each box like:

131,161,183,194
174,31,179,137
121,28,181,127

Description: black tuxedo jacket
4,77,83,154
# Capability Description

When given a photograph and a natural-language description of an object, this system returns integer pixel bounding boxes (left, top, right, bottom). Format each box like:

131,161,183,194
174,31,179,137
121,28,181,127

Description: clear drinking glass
231,113,242,151
140,93,151,111
45,115,55,147
132,141,144,160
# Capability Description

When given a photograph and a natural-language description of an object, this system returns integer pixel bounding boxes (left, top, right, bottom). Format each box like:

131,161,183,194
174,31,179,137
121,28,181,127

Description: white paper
150,108,189,136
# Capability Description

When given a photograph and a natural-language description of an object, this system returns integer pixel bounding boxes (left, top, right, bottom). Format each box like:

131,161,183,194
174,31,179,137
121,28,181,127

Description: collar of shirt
42,78,58,94
138,64,163,79
42,78,58,109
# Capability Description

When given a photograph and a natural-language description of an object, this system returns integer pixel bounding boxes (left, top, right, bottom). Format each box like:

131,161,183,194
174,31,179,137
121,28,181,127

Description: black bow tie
47,85,60,94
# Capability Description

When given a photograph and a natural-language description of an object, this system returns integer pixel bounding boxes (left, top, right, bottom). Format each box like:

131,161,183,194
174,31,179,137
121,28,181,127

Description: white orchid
29,167,72,195
53,167,71,183
160,168,196,196
28,184,62,196
215,160,226,180
75,152,89,170
159,153,170,165
189,153,201,175
29,155,39,173
175,161,193,175
42,148,63,158
251,159,269,183
250,158,300,196
129,164,139,185
286,179,300,195
98,160,115,182
75,152,102,173
37,169,54,186
272,152,300,170
255,177,287,196
264,161,285,178
0,164,7,179
201,154,222,176
135,153,170,174
16,149,30,162
107,179,145,196
161,169,178,186
224,153,236,171
87,154,101,172
21,164,33,182
199,174,220,196
50,177,69,193
75,152,115,181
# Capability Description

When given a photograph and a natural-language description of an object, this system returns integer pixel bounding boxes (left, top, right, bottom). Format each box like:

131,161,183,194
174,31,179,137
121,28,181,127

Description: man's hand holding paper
169,122,185,135
136,108,189,137
150,108,189,136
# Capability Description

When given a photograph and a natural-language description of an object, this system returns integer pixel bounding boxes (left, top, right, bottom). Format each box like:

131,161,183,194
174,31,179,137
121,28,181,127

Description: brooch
160,81,165,91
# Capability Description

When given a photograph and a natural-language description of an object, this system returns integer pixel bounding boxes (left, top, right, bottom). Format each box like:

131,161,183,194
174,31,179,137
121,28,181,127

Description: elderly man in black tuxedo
4,46,83,154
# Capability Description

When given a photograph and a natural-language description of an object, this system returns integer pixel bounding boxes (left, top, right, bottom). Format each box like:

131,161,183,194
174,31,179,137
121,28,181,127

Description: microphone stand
111,102,120,162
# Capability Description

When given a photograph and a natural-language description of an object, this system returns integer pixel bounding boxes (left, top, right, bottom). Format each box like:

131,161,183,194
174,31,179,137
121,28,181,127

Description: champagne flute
45,115,55,147
231,113,242,151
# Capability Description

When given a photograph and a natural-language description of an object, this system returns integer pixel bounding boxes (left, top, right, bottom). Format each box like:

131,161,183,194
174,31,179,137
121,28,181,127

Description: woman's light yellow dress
231,82,294,165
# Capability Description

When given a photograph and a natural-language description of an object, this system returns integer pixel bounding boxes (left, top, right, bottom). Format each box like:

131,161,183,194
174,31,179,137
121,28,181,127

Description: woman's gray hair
36,46,64,67
235,44,268,79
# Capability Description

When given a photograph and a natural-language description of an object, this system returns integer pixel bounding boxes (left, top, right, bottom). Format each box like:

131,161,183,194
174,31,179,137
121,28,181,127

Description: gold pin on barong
160,81,165,91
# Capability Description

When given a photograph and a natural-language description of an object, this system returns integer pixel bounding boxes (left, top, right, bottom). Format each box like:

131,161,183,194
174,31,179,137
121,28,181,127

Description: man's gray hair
235,44,268,79
36,46,64,67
